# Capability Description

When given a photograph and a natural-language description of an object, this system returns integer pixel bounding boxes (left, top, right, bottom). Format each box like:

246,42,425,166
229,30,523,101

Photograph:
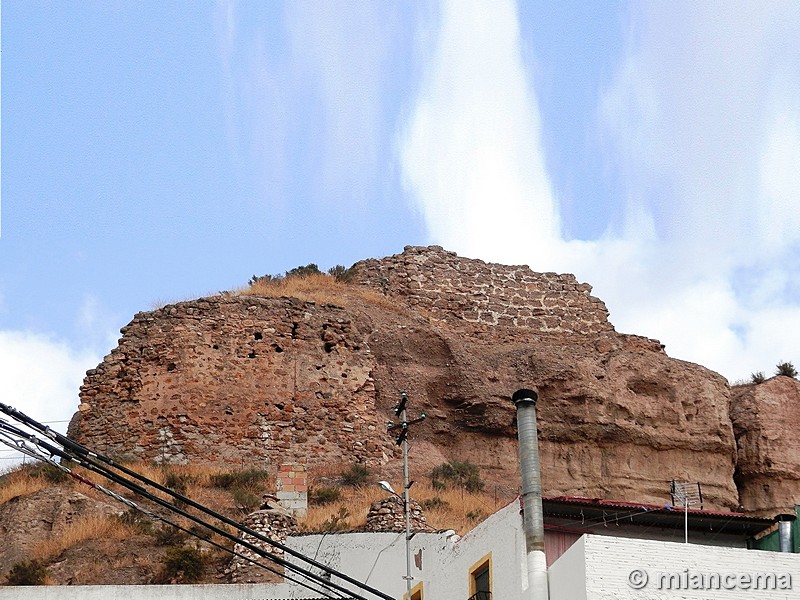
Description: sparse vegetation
309,485,341,505
4,560,48,586
775,361,798,378
299,466,511,535
31,515,134,561
751,371,766,384
0,465,51,504
208,467,271,490
340,464,370,487
0,457,511,585
158,546,205,583
420,496,450,511
430,460,485,493
240,269,399,313
327,264,354,283
154,524,189,547
208,467,270,513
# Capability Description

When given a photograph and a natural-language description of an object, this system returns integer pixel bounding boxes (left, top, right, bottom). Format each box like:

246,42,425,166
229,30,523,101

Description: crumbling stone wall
350,245,613,334
226,508,297,583
68,246,746,512
365,496,427,533
69,295,399,467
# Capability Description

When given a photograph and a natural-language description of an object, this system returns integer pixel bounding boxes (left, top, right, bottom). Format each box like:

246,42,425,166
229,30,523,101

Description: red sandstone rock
69,246,742,511
731,376,800,516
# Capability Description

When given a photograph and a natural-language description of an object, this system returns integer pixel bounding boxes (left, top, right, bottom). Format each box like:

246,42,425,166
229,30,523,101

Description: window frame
468,552,492,598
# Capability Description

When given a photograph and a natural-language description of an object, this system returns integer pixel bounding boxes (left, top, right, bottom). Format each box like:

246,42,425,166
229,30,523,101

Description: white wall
288,500,528,600
286,530,453,598
0,582,309,600
422,500,527,600
549,534,800,600
548,536,586,600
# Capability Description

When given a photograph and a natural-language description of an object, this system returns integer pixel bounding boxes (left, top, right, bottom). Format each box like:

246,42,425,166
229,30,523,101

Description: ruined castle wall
350,246,613,334
69,296,400,467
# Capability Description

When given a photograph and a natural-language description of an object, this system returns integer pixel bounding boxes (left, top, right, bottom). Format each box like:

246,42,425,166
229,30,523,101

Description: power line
0,420,353,600
0,403,393,600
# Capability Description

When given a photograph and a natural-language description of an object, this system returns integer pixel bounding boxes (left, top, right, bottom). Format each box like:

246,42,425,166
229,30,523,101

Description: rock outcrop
0,488,123,575
69,246,743,511
731,376,800,516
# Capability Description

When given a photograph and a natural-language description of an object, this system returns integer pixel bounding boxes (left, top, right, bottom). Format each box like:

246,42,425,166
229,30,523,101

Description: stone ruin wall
69,295,400,468
69,245,798,514
350,245,614,335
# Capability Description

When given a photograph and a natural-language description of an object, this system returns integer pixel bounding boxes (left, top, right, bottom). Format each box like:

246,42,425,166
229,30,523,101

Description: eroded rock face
731,376,800,516
0,488,123,576
69,246,740,510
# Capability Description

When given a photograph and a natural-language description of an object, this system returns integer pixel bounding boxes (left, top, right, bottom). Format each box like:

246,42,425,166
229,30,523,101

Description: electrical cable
0,429,349,600
1,401,390,600
0,415,369,600
0,427,347,599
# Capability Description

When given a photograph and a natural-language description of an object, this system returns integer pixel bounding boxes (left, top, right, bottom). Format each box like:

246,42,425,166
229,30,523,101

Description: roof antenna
670,480,703,543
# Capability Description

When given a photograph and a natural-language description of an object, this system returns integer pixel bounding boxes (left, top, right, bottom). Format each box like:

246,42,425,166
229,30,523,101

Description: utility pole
387,391,425,598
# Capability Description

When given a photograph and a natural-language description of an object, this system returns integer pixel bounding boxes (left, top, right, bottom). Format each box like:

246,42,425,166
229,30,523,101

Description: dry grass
242,273,349,305
0,469,50,505
31,516,135,561
239,273,401,312
300,479,514,535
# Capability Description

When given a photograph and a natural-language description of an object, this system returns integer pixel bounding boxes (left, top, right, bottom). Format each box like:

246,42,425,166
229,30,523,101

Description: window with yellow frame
468,552,492,599
405,581,423,600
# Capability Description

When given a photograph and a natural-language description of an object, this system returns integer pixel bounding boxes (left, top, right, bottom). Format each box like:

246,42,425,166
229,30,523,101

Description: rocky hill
63,245,800,515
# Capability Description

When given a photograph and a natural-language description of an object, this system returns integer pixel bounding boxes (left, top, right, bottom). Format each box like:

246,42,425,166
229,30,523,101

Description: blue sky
2,1,799,463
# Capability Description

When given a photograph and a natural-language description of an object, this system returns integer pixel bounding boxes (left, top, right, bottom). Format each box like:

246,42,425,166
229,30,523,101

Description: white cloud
400,0,559,268
0,331,102,468
400,0,800,381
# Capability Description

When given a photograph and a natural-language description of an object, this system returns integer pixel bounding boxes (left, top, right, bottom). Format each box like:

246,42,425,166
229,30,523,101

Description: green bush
5,560,48,585
466,509,486,523
210,468,270,490
750,371,766,384
114,509,153,534
154,524,189,546
309,485,341,505
430,460,485,493
163,471,197,494
776,361,798,378
159,547,205,583
231,487,261,513
340,464,369,487
420,496,450,511
327,265,354,283
285,264,322,278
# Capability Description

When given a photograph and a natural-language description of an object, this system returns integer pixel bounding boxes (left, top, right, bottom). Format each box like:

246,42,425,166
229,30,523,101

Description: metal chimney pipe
512,388,549,600
776,514,796,553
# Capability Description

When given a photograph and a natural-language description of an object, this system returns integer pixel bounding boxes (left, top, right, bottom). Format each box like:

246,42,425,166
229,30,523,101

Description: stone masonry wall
69,295,400,467
350,245,613,334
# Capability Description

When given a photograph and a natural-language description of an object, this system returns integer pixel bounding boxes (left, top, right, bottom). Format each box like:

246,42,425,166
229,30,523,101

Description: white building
4,497,797,600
